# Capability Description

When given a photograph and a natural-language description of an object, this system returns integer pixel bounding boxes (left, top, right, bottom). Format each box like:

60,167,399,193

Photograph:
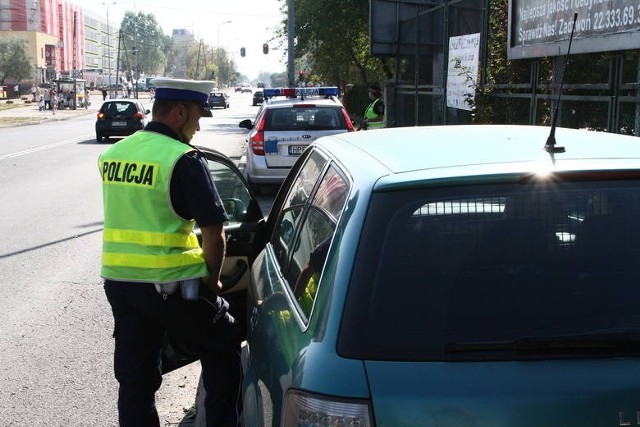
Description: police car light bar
263,87,340,98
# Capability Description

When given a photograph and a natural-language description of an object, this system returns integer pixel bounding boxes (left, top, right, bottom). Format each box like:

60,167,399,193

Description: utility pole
287,0,295,87
103,1,115,98
133,0,138,98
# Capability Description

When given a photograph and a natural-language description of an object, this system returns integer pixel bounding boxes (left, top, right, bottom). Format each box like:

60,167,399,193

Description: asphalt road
0,91,265,426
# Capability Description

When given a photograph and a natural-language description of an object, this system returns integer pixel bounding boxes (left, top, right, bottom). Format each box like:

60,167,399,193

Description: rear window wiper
446,332,640,354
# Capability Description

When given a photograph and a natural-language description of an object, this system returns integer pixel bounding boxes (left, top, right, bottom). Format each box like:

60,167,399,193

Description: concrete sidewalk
0,91,155,128
0,96,98,128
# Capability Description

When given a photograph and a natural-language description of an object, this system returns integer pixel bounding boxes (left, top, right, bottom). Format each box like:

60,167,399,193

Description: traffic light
262,43,269,54
240,47,246,57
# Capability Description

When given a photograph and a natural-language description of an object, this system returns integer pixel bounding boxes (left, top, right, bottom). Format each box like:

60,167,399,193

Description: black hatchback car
208,91,229,109
95,99,149,143
252,90,264,106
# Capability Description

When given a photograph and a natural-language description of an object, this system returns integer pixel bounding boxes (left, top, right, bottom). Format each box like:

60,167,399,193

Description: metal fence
386,51,640,136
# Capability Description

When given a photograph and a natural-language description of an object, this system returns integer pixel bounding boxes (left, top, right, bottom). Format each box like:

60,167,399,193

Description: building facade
0,0,117,85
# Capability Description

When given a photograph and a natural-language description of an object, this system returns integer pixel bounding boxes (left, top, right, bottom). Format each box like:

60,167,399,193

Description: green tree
0,38,33,84
210,48,236,86
163,36,201,79
472,0,551,124
290,0,394,89
119,11,166,77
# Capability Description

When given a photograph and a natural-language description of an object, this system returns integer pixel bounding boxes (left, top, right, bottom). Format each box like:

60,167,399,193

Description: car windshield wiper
445,332,640,354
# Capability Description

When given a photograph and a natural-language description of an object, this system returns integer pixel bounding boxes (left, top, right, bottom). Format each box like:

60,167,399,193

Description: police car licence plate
288,145,305,155
112,121,127,126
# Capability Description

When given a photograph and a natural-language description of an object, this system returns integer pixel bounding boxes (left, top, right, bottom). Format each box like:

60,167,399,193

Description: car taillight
282,390,373,427
134,112,143,120
97,112,105,119
250,115,267,155
342,108,355,131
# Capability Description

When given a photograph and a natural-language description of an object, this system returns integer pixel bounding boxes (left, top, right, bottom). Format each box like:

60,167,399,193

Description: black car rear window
100,101,137,116
339,176,640,361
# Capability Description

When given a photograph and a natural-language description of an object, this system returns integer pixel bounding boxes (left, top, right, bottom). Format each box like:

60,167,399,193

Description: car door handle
220,259,248,291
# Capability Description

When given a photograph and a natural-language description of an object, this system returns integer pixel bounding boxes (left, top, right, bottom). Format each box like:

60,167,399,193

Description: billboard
370,0,445,56
508,0,640,58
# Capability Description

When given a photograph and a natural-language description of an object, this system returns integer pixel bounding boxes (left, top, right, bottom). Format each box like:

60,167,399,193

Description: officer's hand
203,277,223,296
197,288,235,326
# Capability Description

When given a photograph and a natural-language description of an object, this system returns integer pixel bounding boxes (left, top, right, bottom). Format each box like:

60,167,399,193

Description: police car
238,86,354,194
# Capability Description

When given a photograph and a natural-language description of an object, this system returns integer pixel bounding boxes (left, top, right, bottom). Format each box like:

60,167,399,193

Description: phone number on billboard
592,5,640,30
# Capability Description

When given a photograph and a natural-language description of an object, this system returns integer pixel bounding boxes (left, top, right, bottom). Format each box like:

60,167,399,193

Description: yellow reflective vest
364,98,384,129
98,131,208,283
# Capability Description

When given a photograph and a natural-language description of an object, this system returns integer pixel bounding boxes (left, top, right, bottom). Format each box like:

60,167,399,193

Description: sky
72,0,287,79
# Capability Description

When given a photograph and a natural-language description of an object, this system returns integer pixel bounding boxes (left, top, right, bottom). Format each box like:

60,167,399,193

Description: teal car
194,125,640,426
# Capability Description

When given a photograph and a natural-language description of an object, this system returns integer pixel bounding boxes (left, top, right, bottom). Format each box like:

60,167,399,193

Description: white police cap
150,77,214,117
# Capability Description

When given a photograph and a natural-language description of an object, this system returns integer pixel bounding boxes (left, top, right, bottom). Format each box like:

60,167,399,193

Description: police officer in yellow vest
359,83,385,130
99,78,241,427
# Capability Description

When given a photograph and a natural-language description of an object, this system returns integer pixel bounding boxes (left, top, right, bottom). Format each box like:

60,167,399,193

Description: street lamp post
217,20,232,50
215,20,232,84
103,1,116,98
133,0,138,98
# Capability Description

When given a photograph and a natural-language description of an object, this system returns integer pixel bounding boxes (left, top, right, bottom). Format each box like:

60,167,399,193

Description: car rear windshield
339,175,640,361
100,101,138,116
265,107,346,131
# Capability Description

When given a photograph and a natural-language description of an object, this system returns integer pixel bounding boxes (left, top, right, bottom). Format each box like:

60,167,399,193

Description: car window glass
102,101,135,114
206,157,253,226
271,150,328,271
340,180,640,361
265,107,344,131
286,165,349,318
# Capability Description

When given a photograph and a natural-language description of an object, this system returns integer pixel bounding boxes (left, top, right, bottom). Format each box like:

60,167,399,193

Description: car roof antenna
545,12,578,154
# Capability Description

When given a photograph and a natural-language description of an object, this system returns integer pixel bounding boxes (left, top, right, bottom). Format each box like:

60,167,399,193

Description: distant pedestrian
13,84,19,99
101,88,107,101
30,83,37,101
43,88,51,110
51,90,58,115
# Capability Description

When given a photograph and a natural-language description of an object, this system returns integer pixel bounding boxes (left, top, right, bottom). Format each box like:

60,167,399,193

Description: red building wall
3,0,85,78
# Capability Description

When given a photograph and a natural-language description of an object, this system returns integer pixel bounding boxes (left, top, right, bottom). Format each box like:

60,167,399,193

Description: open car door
161,146,268,374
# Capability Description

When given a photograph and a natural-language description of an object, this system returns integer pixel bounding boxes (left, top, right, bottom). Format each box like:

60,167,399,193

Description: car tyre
96,133,103,143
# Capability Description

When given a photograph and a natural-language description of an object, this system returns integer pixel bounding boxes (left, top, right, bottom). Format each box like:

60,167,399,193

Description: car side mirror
239,119,253,129
222,198,247,222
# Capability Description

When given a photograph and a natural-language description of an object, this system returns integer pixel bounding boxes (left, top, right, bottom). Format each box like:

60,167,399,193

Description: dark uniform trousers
104,280,242,427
